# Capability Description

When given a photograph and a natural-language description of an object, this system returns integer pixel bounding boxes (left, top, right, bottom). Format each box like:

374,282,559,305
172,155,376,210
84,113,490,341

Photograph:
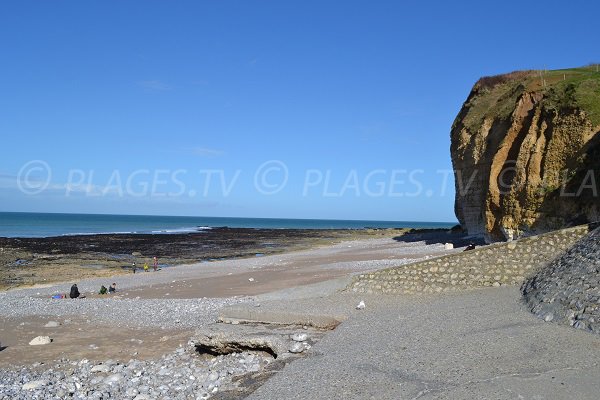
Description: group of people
66,256,160,299
66,282,117,298
132,256,159,273
98,282,117,295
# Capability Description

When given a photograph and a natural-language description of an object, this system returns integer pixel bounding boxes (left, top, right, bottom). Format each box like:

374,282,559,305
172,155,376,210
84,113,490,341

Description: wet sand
0,227,409,290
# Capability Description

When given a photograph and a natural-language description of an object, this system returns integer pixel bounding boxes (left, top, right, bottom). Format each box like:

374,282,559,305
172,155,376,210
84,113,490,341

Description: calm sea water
0,212,457,238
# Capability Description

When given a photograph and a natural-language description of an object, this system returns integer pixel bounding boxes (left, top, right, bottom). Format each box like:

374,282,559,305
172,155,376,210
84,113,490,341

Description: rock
451,67,600,241
444,243,454,250
291,333,308,342
22,380,47,390
289,342,305,353
103,373,124,384
44,321,60,328
248,278,255,282
523,227,600,334
356,300,366,310
29,336,52,345
91,364,111,373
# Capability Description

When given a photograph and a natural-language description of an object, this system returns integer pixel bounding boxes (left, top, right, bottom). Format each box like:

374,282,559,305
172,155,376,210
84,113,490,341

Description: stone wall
349,225,592,295
522,226,600,334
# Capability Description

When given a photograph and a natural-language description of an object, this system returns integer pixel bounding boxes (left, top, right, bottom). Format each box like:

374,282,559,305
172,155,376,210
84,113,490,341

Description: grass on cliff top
462,65,600,132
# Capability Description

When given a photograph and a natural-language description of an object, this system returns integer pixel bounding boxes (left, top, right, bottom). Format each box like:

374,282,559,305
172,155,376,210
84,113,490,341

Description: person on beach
153,256,158,272
132,262,136,274
109,283,116,293
70,284,81,299
143,263,149,272
99,285,108,295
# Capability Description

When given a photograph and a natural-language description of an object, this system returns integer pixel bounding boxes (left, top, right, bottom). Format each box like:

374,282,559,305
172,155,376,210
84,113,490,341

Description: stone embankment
522,226,600,334
349,224,592,295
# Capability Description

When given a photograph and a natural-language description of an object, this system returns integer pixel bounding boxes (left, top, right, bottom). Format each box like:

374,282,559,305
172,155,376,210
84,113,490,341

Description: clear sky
0,0,598,222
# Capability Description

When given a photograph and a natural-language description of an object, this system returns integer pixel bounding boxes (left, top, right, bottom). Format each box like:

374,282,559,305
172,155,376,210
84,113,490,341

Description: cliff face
451,66,600,241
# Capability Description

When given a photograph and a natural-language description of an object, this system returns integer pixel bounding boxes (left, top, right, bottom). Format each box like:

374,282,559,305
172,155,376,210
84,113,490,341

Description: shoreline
0,227,441,291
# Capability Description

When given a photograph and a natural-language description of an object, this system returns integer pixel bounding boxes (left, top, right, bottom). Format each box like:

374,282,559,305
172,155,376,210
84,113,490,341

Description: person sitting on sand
99,285,108,295
70,284,81,299
109,283,116,293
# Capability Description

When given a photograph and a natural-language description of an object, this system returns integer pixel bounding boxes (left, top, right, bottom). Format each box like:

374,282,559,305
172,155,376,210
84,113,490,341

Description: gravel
0,345,273,399
0,292,252,329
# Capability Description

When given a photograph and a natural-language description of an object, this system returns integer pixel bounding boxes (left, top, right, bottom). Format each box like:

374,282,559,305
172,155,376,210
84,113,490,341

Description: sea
0,212,457,238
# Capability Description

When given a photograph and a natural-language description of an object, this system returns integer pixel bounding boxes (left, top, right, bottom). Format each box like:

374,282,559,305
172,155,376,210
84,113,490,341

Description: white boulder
29,336,52,346
22,380,47,390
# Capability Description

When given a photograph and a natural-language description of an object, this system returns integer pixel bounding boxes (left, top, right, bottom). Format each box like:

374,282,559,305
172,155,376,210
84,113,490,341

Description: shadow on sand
393,229,486,248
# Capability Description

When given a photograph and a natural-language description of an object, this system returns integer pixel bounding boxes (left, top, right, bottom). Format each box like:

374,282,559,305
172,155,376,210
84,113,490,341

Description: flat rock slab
248,287,600,400
219,307,341,330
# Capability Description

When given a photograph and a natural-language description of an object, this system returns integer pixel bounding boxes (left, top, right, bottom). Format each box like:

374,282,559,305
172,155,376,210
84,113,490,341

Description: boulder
29,336,52,346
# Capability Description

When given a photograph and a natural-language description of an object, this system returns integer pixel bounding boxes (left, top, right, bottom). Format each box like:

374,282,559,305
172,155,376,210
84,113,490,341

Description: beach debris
291,333,308,342
444,243,454,250
29,336,52,346
248,278,255,282
44,321,60,328
356,300,366,310
22,380,48,390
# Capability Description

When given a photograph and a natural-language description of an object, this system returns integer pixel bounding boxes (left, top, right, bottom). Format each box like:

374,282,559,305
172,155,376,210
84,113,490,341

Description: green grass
461,65,600,130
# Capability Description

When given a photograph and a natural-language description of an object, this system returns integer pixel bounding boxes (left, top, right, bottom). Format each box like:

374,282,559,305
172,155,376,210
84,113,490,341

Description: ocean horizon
0,212,457,238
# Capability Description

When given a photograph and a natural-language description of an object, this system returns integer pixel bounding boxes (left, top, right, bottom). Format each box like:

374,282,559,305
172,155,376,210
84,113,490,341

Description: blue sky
0,0,598,222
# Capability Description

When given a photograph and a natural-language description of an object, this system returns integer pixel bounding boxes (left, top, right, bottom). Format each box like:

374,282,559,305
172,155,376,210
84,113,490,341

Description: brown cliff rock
451,66,600,241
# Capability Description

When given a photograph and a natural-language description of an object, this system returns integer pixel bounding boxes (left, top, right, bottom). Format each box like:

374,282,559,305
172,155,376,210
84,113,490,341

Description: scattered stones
444,243,454,250
523,226,600,334
1,346,273,399
28,336,52,346
356,300,366,310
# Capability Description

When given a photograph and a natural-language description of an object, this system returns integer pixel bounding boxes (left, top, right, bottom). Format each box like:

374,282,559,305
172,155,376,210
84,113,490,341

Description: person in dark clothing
464,243,476,251
70,284,80,299
109,283,116,293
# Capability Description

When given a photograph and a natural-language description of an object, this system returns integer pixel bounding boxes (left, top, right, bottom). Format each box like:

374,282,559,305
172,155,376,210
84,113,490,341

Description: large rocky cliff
451,66,600,241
